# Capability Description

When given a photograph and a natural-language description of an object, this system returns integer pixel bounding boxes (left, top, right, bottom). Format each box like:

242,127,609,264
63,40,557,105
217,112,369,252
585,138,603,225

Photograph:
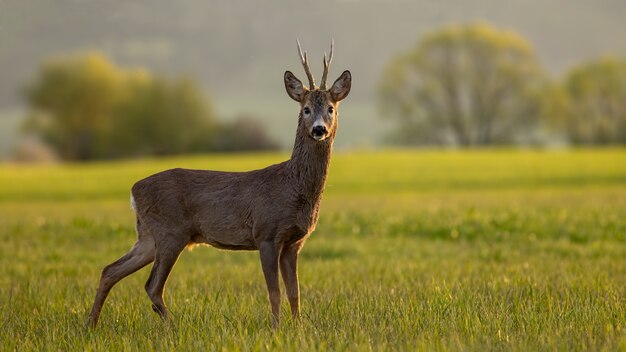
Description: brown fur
87,46,351,328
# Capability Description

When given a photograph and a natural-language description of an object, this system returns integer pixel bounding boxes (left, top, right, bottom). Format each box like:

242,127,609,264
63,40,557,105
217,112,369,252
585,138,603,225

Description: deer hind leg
279,243,301,321
87,234,156,327
144,238,187,320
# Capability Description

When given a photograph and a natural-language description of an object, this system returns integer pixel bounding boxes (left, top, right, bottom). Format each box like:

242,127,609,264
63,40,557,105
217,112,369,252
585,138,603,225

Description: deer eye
328,106,334,114
303,107,311,115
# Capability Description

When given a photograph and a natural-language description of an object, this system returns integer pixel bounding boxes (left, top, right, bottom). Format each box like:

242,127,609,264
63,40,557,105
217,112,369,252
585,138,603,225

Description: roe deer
87,40,351,328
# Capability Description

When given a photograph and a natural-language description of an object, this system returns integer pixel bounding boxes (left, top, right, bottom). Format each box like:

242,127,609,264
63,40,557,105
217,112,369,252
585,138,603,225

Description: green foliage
23,52,225,160
549,57,626,144
111,76,216,157
23,53,128,160
380,22,546,146
1,149,625,350
211,116,281,152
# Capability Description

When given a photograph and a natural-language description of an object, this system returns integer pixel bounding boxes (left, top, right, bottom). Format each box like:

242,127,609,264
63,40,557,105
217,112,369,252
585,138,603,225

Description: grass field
1,149,625,351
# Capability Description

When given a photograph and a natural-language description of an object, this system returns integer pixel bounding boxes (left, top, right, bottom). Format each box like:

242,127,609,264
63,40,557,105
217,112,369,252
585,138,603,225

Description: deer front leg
259,241,281,328
280,243,300,321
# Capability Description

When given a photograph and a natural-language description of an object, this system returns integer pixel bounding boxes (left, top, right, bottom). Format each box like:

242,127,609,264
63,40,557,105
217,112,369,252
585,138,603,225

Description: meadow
0,149,625,351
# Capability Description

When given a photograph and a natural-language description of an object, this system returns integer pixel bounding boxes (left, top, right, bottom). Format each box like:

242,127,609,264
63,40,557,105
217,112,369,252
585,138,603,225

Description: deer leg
279,244,300,321
87,237,155,327
259,241,281,328
144,240,186,320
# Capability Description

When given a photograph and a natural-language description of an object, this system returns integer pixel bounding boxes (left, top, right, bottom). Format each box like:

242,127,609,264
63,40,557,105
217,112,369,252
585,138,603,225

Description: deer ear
329,70,351,102
284,71,307,102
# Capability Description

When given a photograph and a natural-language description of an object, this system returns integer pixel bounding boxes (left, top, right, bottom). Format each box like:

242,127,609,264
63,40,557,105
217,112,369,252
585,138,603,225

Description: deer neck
287,119,335,202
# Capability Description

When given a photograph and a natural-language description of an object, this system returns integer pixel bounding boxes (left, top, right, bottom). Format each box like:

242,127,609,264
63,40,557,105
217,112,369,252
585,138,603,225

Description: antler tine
297,39,316,89
320,38,334,90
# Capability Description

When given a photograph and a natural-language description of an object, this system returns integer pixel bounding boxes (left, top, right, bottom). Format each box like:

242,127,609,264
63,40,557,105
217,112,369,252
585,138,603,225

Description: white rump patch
130,193,136,212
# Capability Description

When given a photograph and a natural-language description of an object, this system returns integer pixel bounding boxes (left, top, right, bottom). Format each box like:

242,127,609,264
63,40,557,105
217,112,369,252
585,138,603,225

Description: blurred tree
23,52,278,160
379,23,546,146
23,53,127,160
24,53,217,160
210,115,280,152
549,57,626,145
111,75,216,157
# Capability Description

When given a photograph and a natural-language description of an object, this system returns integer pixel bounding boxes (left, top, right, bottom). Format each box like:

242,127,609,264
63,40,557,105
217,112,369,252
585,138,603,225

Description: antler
320,39,334,90
297,39,316,90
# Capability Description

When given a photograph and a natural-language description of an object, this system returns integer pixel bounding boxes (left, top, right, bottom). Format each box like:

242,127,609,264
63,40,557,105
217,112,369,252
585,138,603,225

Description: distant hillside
1,0,625,151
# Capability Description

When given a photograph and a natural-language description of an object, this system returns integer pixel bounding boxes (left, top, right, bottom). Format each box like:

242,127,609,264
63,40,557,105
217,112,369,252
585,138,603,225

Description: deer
87,40,351,328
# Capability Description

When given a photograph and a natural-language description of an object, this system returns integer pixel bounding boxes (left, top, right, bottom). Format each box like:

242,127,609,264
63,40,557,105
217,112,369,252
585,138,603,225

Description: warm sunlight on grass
1,149,625,350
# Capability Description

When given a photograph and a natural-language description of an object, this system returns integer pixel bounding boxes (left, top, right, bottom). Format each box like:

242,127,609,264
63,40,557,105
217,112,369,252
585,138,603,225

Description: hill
1,0,625,151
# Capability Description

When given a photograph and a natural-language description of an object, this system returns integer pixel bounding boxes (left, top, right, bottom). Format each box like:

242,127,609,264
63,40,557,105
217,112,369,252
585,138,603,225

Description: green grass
1,149,625,351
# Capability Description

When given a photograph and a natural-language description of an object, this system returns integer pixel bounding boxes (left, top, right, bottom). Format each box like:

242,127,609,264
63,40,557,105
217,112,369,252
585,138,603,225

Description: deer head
284,40,352,142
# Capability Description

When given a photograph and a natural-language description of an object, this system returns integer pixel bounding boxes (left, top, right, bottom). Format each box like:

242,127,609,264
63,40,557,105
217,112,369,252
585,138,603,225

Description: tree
23,52,219,160
111,76,216,157
379,23,546,146
23,53,127,160
552,57,626,145
210,115,280,152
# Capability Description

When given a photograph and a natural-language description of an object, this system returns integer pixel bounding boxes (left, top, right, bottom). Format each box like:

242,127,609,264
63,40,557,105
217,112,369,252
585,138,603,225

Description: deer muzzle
311,125,329,141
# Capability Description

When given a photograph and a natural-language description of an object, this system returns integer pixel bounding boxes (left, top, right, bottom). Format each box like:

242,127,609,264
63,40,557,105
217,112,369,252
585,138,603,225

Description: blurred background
2,3,626,348
1,0,626,161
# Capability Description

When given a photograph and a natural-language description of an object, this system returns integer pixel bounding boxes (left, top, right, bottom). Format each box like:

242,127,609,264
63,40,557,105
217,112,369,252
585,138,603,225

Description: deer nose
311,125,328,139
